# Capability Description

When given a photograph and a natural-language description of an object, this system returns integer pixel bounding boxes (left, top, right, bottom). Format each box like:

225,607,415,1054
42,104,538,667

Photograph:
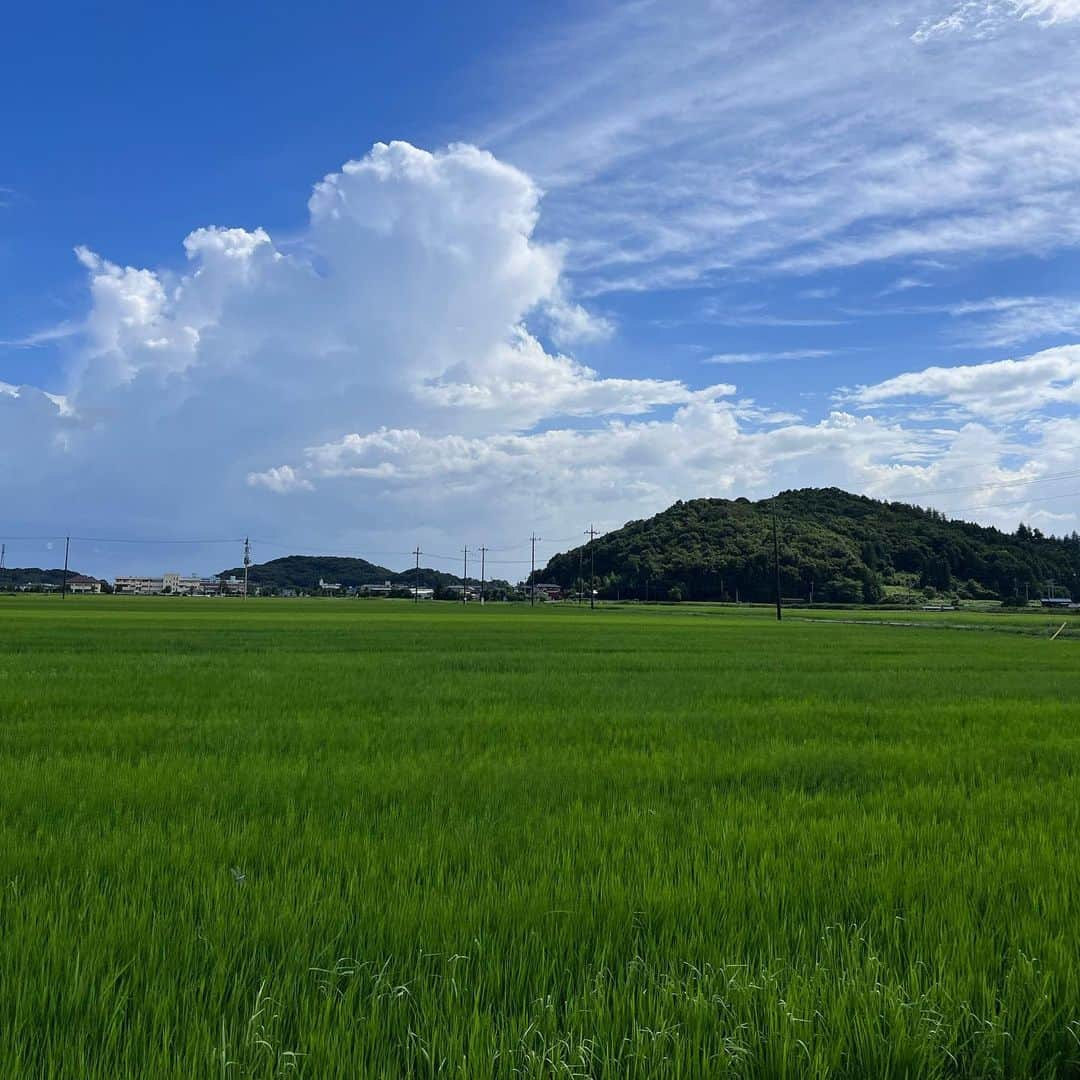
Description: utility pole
479,546,487,605
586,525,598,610
577,546,584,605
62,536,70,600
243,537,251,600
413,546,421,604
772,511,782,622
462,546,468,605
530,533,538,607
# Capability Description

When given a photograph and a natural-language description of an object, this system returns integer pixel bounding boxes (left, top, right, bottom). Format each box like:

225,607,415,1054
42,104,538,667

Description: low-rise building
67,575,102,594
115,573,236,595
357,580,394,596
115,575,165,594
443,584,479,601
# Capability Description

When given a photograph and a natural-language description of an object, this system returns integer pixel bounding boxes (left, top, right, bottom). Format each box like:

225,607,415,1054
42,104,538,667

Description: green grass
3,596,1080,1077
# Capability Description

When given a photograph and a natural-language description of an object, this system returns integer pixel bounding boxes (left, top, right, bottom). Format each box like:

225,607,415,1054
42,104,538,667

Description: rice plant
2,596,1079,1076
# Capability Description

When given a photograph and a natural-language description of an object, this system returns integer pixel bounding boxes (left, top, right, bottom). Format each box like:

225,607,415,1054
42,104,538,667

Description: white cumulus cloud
848,344,1080,419
5,140,1080,568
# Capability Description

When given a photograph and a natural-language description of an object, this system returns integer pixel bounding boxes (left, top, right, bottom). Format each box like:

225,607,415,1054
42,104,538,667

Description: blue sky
3,0,1080,576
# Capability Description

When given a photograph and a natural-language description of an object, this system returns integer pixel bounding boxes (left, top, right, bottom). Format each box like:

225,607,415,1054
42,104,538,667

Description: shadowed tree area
538,488,1080,604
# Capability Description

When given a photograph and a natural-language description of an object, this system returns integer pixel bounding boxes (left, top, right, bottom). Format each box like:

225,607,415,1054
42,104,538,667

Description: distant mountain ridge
535,488,1080,604
217,554,511,594
1,567,104,590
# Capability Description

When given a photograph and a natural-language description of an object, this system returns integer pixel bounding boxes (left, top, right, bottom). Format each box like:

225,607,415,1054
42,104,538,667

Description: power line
947,488,1080,516
886,468,1080,503
74,536,243,545
0,535,243,544
422,551,463,564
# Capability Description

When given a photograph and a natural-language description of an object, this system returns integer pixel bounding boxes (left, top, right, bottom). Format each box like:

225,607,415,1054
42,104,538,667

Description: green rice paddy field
3,596,1080,1078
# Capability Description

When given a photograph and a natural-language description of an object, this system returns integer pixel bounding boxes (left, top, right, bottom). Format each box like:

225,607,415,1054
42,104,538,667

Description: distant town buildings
357,581,434,599
99,571,522,601
113,573,246,596
443,584,479,601
104,573,445,598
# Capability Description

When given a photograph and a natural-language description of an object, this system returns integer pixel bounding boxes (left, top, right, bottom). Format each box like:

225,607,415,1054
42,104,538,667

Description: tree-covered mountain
535,488,1080,604
0,567,105,591
217,555,510,595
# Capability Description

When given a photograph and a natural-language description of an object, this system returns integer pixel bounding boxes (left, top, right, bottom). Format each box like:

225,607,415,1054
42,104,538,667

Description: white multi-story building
114,575,165,594
115,573,229,595
67,575,102,594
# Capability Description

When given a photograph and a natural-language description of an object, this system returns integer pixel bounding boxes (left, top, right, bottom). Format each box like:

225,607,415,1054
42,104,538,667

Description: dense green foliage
3,597,1080,1077
217,554,510,596
0,566,100,590
539,487,1080,603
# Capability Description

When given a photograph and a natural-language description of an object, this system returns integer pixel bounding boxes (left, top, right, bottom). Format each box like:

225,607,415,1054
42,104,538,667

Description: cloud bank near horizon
4,140,1080,571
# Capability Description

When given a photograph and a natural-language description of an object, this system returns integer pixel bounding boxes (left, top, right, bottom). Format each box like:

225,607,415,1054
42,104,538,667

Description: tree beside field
536,487,1080,604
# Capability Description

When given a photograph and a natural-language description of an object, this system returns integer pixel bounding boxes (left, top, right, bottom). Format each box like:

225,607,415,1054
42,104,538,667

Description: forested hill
217,555,439,592
537,488,1080,604
0,567,101,590
217,555,509,594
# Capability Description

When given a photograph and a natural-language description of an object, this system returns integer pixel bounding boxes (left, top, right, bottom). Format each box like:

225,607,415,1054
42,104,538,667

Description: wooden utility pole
530,534,538,607
586,525,598,610
61,536,70,600
462,547,469,605
479,546,487,605
772,511,782,622
413,546,421,604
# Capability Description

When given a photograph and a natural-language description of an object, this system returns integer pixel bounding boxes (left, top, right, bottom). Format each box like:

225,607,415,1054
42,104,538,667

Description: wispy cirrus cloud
0,321,82,349
879,276,933,296
913,0,1080,41
841,293,1080,349
481,0,1080,293
703,350,833,365
950,295,1080,348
